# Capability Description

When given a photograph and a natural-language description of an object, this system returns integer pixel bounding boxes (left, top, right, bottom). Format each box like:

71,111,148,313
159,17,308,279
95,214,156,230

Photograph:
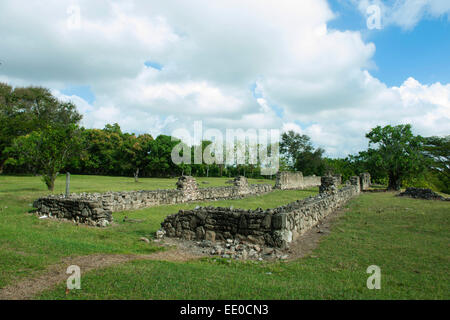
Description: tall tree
0,83,82,173
295,147,326,176
280,130,325,175
146,135,180,177
6,124,82,191
280,130,313,168
364,124,426,190
422,135,450,193
122,133,153,182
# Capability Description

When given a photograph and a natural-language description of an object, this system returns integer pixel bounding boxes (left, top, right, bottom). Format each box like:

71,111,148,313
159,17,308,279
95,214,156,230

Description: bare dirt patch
0,248,203,300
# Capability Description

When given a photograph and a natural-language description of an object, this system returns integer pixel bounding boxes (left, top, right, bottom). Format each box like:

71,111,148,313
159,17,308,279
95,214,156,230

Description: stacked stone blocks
161,174,362,248
33,176,272,227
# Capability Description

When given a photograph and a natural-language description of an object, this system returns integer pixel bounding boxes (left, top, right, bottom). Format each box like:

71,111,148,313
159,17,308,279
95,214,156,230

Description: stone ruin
359,172,371,191
398,187,448,201
32,176,272,227
274,171,321,190
319,175,342,194
159,175,363,257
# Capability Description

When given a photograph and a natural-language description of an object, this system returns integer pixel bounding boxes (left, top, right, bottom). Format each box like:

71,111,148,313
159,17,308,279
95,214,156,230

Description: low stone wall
33,176,272,226
398,187,448,201
32,197,113,227
161,176,361,248
274,171,321,190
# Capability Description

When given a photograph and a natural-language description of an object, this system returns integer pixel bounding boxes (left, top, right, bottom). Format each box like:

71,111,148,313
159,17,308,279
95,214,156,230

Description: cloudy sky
0,0,449,157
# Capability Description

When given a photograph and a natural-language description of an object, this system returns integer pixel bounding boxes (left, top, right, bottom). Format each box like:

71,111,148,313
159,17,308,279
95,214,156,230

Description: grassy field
0,175,449,299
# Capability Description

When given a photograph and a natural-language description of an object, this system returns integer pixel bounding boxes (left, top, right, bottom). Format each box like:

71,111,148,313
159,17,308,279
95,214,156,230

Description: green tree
146,135,180,177
0,83,82,173
280,130,313,168
122,133,153,182
422,135,450,193
280,130,325,175
364,124,426,190
6,124,82,191
294,147,326,176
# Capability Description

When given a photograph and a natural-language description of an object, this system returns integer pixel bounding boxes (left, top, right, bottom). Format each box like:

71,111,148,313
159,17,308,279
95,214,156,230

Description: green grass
1,175,449,299
39,193,450,300
0,174,309,289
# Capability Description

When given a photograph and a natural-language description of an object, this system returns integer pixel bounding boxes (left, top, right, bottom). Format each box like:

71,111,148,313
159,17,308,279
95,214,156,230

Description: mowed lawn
0,174,301,287
1,175,449,299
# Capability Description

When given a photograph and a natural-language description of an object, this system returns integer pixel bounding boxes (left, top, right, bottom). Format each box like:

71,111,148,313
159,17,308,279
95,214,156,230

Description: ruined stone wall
33,176,272,226
32,197,113,227
398,187,448,201
302,175,322,188
161,175,361,247
359,173,371,191
274,171,321,190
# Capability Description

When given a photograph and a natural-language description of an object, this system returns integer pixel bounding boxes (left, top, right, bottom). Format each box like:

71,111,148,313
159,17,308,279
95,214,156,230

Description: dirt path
285,206,347,261
0,248,203,300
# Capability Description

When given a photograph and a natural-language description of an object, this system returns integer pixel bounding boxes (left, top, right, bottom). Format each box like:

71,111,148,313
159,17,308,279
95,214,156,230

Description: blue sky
61,85,96,104
329,0,450,86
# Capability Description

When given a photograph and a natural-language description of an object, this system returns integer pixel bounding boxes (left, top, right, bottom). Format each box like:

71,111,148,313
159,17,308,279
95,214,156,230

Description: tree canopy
362,124,426,190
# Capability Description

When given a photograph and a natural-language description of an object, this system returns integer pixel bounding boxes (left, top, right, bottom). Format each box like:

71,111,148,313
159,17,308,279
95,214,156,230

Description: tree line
1,83,448,193
280,126,449,193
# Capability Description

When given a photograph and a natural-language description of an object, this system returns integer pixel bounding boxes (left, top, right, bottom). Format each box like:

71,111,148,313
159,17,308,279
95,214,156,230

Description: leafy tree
422,135,450,193
0,83,82,173
280,130,325,176
294,147,326,176
122,133,153,182
6,124,82,191
146,135,180,177
364,124,426,190
280,131,313,168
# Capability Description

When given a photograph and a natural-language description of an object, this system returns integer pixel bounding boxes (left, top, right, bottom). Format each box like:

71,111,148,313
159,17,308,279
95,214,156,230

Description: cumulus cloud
0,0,448,158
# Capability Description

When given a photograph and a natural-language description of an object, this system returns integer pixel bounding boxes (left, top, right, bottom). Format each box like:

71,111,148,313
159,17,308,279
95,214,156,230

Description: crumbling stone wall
32,197,113,227
359,173,371,191
274,171,321,190
333,174,342,185
398,187,448,201
33,176,272,226
303,175,322,188
161,175,361,247
319,175,338,194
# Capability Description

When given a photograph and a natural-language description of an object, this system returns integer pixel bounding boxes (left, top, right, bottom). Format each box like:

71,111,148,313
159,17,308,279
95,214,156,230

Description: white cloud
0,0,448,158
356,0,450,30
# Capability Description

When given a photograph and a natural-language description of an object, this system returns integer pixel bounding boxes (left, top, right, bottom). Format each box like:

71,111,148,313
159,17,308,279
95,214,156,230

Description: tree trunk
387,173,401,191
134,168,140,183
44,173,56,192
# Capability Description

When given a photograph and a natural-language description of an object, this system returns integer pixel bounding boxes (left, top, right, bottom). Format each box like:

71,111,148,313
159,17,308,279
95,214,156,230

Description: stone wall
359,173,371,191
33,176,272,226
32,197,113,227
161,175,361,248
274,171,321,190
398,187,448,201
